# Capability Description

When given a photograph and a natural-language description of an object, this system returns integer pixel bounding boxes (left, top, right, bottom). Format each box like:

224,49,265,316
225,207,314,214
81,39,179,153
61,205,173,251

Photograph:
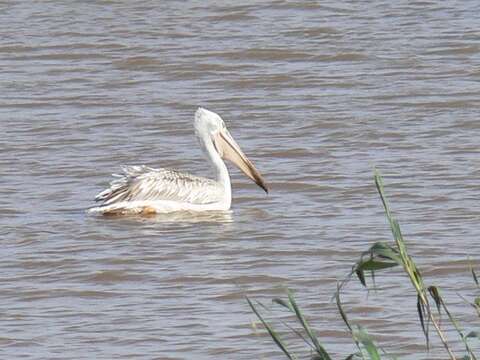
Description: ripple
1,1,479,359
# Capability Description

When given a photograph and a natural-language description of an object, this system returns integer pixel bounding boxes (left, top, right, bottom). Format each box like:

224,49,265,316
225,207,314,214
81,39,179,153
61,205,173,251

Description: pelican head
195,107,268,193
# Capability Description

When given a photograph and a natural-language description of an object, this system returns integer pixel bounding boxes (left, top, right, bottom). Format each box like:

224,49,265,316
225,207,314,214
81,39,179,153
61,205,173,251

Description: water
1,1,480,359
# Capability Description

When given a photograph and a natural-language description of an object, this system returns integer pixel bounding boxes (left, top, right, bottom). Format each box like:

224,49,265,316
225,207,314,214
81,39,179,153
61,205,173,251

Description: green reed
247,170,479,359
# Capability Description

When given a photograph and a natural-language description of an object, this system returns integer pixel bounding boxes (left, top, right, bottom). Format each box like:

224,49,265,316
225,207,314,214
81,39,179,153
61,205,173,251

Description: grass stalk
246,296,296,360
248,171,478,360
374,170,456,360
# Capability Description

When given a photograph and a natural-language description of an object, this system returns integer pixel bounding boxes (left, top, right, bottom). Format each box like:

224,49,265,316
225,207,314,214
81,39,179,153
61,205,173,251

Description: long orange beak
213,129,268,193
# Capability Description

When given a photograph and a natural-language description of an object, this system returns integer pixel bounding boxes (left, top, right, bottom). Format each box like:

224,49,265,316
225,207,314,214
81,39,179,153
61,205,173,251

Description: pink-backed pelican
88,108,268,215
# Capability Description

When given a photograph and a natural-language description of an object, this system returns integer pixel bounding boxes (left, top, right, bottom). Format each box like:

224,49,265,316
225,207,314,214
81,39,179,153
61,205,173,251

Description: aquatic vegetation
248,171,479,359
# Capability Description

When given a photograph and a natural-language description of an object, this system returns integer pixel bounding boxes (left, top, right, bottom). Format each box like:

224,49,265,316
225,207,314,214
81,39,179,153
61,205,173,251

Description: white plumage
88,108,267,215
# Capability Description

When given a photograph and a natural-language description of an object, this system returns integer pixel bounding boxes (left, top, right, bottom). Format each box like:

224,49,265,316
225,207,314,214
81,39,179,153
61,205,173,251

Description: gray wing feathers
95,166,223,205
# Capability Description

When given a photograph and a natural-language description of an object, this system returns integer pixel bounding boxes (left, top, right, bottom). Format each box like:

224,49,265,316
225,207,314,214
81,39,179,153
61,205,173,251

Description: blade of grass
428,286,442,316
273,298,295,313
429,286,477,360
347,242,401,290
470,261,479,289
368,242,403,264
374,170,456,360
287,290,332,360
353,326,381,360
458,293,480,318
258,299,316,351
358,258,398,272
467,331,480,339
356,269,367,287
417,295,429,347
336,284,398,360
336,284,362,356
246,296,296,360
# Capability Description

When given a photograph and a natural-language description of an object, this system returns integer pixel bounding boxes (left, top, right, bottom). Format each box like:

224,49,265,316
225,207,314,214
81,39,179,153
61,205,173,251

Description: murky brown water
2,1,480,359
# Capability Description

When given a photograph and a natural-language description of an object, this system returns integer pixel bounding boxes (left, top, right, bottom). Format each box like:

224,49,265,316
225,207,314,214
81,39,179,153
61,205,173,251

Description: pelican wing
95,165,223,206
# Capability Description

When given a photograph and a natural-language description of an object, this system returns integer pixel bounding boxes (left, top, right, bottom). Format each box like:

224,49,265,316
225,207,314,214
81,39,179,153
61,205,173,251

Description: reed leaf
287,290,332,360
428,286,442,316
428,286,477,360
416,295,430,348
273,297,295,313
368,242,403,264
248,172,473,360
356,269,367,287
358,258,398,272
348,242,401,289
265,299,316,351
458,293,480,318
246,296,296,360
374,170,456,359
470,261,479,288
336,284,361,356
353,326,381,360
336,285,353,333
257,298,322,351
467,331,480,339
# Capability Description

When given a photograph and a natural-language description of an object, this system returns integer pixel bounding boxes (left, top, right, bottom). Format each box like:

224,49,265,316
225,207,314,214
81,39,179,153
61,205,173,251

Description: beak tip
260,183,269,194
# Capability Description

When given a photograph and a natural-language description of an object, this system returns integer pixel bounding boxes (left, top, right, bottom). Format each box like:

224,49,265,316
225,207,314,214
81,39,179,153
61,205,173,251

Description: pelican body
89,108,268,215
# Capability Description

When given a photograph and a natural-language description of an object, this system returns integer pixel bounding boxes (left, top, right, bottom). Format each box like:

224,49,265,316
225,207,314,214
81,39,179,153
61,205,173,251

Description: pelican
88,108,268,215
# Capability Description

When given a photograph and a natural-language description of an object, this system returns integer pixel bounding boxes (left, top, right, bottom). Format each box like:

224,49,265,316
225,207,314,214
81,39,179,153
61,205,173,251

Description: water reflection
92,209,233,223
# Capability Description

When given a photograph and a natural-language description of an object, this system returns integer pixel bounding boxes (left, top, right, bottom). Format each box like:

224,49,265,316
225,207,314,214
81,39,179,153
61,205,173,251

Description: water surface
1,1,480,359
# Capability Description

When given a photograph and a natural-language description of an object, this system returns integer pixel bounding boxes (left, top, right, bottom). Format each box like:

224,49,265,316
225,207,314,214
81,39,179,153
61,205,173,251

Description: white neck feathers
201,135,232,207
